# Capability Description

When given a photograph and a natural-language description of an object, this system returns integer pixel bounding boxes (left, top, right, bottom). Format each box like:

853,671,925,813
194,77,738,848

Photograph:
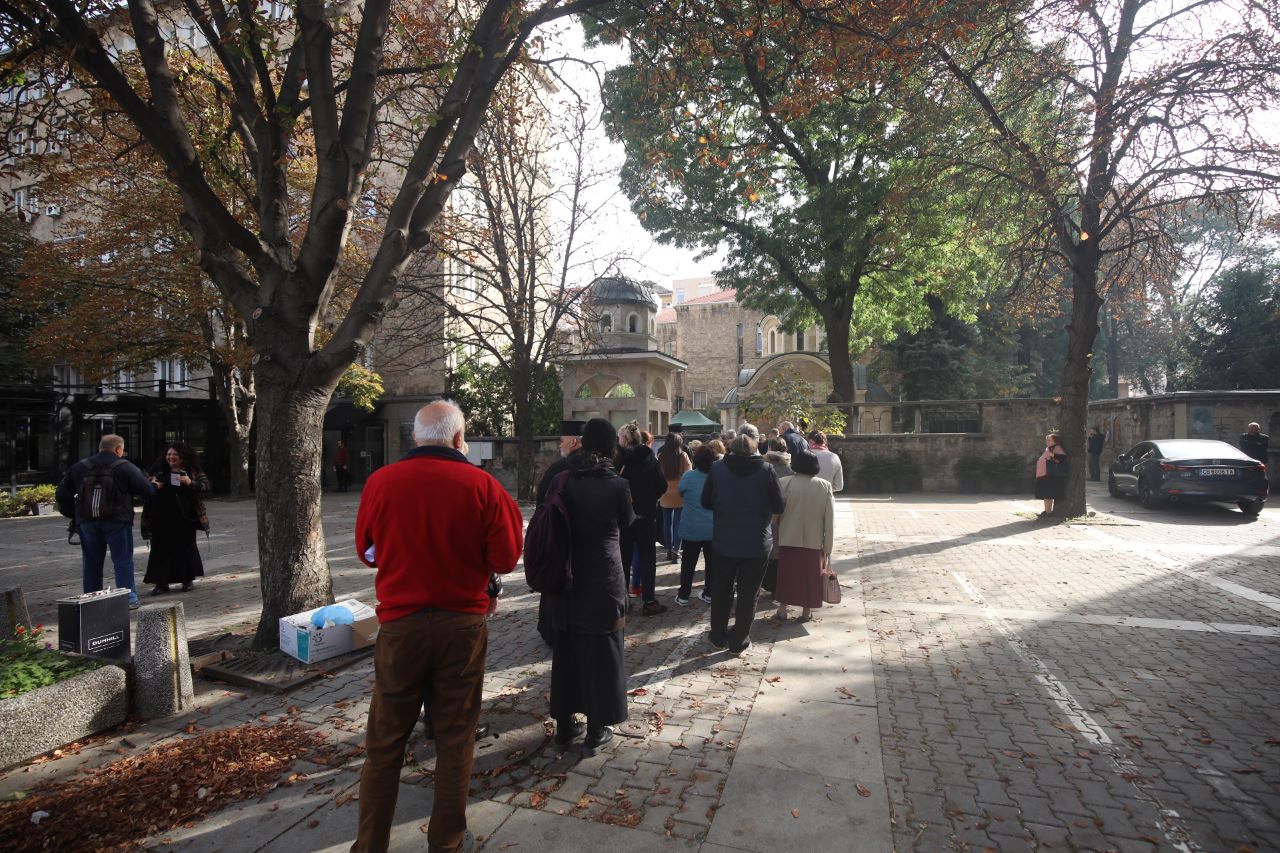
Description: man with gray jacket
701,433,785,655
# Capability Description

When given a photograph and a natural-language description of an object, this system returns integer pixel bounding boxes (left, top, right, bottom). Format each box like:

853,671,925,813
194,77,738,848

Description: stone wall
1087,391,1280,484
670,301,767,411
467,436,564,499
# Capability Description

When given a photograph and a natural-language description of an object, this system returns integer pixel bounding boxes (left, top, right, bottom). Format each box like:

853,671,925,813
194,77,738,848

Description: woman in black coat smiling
543,418,637,754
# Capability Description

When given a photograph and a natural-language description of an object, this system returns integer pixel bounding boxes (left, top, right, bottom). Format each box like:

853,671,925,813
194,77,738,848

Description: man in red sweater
351,400,523,853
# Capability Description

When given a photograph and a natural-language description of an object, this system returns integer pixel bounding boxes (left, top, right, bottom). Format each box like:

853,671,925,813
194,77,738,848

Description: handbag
821,554,840,605
1046,453,1067,479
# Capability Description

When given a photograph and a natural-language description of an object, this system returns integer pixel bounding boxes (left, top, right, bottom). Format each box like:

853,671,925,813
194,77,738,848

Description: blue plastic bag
311,604,355,628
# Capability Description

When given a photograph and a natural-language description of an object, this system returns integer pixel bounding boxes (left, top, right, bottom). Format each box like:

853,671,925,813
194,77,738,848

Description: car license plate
1198,468,1235,476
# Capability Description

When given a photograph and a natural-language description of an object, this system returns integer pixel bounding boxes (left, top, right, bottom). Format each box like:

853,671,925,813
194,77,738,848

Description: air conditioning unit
45,203,62,217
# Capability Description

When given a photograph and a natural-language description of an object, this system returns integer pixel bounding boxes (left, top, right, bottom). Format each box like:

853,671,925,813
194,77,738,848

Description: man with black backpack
56,434,156,606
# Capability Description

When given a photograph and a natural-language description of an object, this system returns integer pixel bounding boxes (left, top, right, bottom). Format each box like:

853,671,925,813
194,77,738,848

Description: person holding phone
142,442,210,594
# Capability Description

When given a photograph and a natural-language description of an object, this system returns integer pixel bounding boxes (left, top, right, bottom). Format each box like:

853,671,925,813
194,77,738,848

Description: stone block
0,664,127,769
134,601,195,719
2,586,32,636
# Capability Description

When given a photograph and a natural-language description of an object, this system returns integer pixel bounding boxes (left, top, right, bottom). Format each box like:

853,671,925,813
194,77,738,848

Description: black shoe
642,600,668,616
181,583,194,592
150,585,168,595
554,720,586,746
475,722,491,740
729,639,751,656
707,633,727,650
583,726,615,755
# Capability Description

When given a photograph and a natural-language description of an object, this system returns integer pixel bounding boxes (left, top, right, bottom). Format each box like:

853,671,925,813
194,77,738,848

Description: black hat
581,418,618,455
792,449,820,476
559,419,586,437
669,423,684,434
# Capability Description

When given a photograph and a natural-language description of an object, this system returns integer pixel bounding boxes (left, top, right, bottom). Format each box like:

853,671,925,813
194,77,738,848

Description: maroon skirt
774,546,825,608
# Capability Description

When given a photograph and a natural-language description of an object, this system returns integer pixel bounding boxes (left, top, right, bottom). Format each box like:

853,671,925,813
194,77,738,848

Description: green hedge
852,452,923,493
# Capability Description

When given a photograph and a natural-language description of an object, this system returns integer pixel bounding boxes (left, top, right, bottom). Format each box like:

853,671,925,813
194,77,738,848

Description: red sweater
355,446,523,622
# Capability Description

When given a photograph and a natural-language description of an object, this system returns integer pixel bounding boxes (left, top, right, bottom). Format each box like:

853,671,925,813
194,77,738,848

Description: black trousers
1087,452,1101,481
709,554,768,649
677,540,712,599
619,515,658,602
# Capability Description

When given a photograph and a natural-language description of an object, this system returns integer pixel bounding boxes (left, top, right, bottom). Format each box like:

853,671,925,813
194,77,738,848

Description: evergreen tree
1182,264,1280,390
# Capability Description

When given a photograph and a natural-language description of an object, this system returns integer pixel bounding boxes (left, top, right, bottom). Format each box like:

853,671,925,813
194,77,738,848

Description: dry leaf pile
0,722,325,852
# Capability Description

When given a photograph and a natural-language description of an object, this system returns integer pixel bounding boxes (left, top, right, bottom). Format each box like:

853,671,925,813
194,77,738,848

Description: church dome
589,275,657,308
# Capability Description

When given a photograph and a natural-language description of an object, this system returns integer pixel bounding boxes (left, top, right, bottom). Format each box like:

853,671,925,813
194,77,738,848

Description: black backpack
523,471,573,593
77,457,129,521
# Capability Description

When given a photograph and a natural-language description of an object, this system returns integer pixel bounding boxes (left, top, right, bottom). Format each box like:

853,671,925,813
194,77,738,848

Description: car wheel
1238,499,1264,517
1107,474,1123,498
1138,479,1162,509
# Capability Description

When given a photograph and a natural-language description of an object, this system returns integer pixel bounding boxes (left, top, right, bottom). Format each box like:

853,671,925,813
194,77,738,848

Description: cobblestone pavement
2,485,1278,852
862,485,1280,852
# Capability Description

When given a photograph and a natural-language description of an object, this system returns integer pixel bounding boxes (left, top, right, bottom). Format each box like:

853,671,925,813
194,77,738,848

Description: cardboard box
278,599,378,664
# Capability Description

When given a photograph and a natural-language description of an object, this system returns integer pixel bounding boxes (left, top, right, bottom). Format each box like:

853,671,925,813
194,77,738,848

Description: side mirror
1115,453,1129,463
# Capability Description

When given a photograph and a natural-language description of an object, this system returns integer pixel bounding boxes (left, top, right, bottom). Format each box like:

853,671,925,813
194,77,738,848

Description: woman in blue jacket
674,444,718,605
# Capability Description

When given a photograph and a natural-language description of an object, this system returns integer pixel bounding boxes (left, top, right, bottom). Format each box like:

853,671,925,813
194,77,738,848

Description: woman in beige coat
774,450,835,622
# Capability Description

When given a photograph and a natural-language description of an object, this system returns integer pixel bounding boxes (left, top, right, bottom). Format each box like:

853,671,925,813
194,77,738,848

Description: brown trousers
352,608,487,853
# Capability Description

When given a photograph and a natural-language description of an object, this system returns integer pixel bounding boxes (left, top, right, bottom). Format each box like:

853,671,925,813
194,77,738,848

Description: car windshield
1153,440,1250,461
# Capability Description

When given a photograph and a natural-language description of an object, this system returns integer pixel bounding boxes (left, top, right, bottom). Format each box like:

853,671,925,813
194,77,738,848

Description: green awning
670,410,720,429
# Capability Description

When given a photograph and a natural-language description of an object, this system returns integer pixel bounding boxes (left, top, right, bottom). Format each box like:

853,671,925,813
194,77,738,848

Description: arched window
627,313,638,333
796,330,804,351
649,316,655,335
600,313,612,332
769,330,776,354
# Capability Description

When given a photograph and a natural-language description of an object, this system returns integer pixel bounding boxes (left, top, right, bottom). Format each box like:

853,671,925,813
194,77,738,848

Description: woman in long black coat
544,418,636,754
142,443,210,594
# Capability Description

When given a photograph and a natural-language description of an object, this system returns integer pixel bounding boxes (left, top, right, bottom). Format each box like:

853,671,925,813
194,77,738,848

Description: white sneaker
699,592,712,604
674,595,690,606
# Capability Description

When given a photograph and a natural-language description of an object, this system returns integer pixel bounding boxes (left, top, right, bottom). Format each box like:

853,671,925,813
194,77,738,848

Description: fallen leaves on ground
791,808,800,818
855,783,871,797
0,722,325,852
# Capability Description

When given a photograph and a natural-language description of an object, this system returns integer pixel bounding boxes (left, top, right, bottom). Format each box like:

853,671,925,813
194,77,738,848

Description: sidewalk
3,486,1278,851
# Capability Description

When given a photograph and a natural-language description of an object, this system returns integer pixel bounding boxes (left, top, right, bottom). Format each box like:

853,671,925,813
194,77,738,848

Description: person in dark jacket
701,433,786,654
544,418,636,755
1241,422,1270,464
1086,427,1105,481
536,420,585,506
778,420,808,459
142,443,211,594
56,433,156,605
617,422,670,616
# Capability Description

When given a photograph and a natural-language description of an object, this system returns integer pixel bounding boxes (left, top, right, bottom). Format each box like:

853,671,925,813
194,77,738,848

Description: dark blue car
1108,439,1268,516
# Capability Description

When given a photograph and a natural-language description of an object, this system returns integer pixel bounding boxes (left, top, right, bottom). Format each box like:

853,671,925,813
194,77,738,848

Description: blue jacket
677,469,712,541
56,451,155,525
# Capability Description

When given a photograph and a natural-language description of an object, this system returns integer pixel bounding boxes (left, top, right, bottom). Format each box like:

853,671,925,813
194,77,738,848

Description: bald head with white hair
414,400,468,453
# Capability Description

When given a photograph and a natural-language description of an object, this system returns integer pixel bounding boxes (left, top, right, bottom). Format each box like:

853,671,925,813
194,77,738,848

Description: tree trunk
824,317,856,407
512,372,537,501
209,359,256,498
249,369,335,648
227,424,252,498
1105,309,1120,398
1056,251,1105,517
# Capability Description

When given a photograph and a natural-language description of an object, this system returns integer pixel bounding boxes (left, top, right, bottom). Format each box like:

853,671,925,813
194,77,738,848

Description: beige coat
777,474,835,556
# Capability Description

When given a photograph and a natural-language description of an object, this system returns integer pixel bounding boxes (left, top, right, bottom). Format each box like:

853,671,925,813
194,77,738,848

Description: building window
664,341,673,356
796,331,803,352
736,323,744,366
627,313,638,333
675,293,685,303
649,316,655,335
769,330,776,355
157,359,189,387
693,391,708,409
600,313,612,332
756,325,763,357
